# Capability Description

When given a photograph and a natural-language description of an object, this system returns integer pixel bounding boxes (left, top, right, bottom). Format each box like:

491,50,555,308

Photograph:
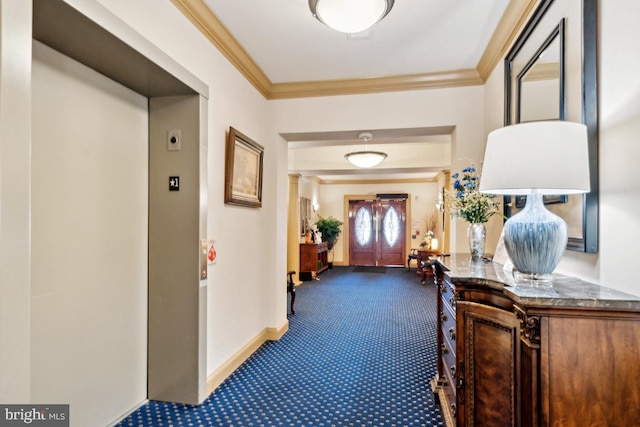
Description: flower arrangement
420,230,435,248
446,166,501,224
420,211,437,248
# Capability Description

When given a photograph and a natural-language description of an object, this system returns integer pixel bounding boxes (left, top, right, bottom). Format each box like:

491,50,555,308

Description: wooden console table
431,254,640,427
299,242,328,281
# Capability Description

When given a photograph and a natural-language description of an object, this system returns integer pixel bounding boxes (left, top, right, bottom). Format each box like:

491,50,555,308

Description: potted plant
314,215,343,268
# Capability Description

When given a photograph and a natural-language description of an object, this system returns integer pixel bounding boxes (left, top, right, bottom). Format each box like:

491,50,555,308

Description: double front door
349,198,406,266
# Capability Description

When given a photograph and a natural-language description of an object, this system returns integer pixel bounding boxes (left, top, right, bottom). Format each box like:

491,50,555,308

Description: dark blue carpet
117,266,443,426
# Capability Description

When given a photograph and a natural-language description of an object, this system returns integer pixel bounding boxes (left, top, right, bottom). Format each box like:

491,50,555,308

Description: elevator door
348,198,406,266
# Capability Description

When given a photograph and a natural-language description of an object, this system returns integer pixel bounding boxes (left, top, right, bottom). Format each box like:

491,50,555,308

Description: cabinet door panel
543,316,640,426
457,301,520,427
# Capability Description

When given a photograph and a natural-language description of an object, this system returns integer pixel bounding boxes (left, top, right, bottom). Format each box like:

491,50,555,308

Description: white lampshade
309,0,394,34
345,151,387,168
479,121,590,195
479,121,590,281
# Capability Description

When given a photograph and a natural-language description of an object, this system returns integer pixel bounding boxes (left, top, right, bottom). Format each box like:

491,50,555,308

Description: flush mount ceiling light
309,0,395,34
345,132,387,168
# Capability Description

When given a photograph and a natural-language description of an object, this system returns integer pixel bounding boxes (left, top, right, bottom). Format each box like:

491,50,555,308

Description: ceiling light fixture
309,0,395,34
345,132,387,168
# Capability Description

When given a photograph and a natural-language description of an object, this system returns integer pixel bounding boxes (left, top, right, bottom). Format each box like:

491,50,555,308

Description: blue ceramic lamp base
503,193,567,282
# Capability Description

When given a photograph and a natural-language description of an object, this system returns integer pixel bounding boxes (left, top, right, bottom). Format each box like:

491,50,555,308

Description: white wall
482,59,507,255
482,0,640,295
7,0,640,424
272,86,486,256
272,89,485,160
90,0,640,420
0,0,32,403
596,0,640,294
318,181,440,264
0,0,286,423
31,41,148,426
96,0,286,379
520,79,561,121
300,177,320,205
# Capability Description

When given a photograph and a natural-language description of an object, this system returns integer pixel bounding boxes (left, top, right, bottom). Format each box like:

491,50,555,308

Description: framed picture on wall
224,127,264,208
300,197,311,236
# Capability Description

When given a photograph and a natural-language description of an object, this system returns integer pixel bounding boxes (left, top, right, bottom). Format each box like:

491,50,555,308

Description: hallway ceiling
192,0,535,182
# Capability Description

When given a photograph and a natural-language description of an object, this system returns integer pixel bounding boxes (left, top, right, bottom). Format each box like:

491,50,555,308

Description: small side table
407,248,420,270
417,250,440,284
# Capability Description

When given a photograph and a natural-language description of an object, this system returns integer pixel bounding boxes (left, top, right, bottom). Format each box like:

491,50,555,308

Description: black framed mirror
504,0,598,253
516,19,565,123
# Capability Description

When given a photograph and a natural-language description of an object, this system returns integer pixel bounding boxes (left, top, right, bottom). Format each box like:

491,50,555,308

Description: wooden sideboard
431,254,640,427
299,242,328,281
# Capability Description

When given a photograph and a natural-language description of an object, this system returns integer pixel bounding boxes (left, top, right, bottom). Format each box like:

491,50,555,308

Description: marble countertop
435,254,640,311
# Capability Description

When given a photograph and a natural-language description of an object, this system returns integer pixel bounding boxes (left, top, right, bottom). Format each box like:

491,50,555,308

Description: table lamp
479,121,590,281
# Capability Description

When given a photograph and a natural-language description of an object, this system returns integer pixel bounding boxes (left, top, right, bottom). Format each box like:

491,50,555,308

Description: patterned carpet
117,266,444,426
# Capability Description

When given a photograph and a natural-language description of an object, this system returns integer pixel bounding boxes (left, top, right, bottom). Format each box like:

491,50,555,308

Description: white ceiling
199,0,524,182
204,0,509,83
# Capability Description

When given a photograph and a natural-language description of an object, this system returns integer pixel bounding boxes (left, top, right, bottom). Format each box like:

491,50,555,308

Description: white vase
467,223,486,261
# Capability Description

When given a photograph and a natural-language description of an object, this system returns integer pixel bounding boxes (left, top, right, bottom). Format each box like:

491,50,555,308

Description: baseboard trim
206,320,289,394
264,320,289,341
109,399,149,426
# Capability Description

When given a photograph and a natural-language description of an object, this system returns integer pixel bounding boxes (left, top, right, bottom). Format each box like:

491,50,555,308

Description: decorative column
287,174,301,282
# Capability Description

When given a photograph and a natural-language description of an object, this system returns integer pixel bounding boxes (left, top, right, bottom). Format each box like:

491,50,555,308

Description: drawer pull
449,327,456,340
440,311,448,322
450,365,456,377
441,343,449,354
451,403,457,417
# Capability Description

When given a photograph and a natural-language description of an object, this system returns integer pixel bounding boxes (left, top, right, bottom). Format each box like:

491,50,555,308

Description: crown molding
170,0,271,97
521,62,560,82
300,175,322,185
320,177,435,185
477,0,539,81
268,69,482,100
172,0,536,100
433,170,449,182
